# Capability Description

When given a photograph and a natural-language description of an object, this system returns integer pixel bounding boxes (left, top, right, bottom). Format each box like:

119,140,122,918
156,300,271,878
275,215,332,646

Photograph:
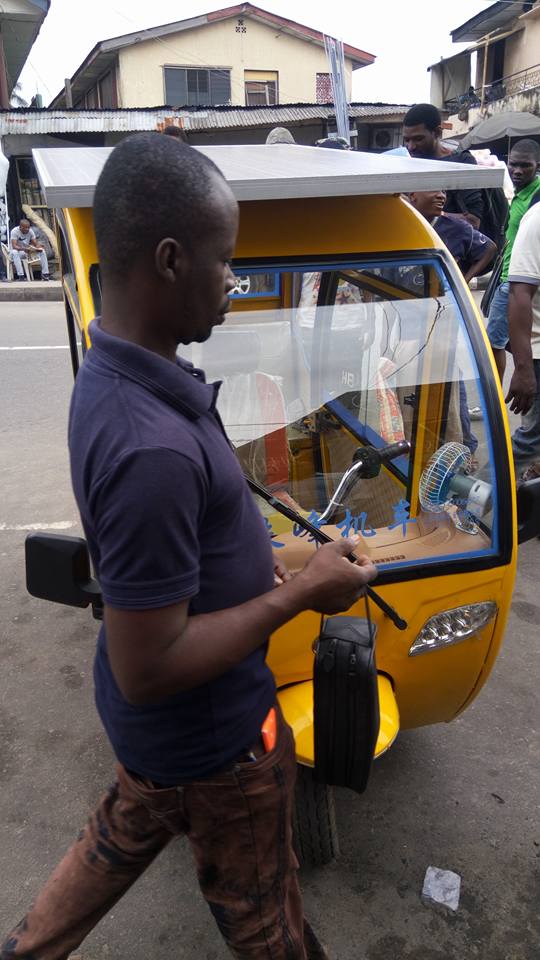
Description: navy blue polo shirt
433,213,491,269
68,319,276,783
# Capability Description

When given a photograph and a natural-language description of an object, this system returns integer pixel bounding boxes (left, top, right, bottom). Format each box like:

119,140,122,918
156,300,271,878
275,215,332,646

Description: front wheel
293,764,339,866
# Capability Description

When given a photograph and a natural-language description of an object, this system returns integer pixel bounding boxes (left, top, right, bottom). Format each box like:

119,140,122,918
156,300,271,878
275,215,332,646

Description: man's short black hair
162,124,187,142
510,138,540,161
315,137,349,150
94,133,226,279
403,103,442,132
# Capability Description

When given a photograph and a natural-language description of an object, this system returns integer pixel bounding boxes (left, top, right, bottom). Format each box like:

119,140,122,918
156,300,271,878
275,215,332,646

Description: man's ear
155,237,183,283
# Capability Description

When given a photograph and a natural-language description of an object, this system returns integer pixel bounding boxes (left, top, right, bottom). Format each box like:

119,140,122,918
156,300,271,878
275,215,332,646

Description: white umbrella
461,111,540,150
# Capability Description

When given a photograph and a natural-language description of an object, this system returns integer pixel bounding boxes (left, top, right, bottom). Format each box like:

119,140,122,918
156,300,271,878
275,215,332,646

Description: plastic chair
1,242,13,280
1,242,41,280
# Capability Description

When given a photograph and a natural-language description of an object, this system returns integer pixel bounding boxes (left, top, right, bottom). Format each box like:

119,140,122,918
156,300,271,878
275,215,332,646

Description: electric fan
419,442,492,534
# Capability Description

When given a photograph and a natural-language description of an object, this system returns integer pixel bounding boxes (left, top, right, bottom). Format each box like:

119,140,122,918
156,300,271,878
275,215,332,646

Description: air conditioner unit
370,126,401,151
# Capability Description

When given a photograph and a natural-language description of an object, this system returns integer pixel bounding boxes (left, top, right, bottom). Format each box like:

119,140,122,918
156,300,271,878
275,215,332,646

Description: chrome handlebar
317,441,410,526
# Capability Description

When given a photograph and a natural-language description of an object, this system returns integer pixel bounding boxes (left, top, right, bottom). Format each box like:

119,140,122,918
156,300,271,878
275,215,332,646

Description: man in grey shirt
10,219,50,280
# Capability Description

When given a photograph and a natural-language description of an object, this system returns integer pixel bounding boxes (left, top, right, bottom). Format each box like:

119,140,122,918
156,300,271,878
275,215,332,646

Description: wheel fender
277,676,400,766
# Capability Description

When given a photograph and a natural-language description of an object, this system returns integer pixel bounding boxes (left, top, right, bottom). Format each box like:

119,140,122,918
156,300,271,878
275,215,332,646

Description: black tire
293,764,339,866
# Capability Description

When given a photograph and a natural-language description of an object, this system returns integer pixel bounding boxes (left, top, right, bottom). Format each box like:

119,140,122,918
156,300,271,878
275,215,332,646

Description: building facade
429,0,540,142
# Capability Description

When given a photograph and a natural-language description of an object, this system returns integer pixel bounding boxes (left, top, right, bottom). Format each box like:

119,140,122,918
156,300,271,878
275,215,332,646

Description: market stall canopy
33,144,504,209
461,112,540,150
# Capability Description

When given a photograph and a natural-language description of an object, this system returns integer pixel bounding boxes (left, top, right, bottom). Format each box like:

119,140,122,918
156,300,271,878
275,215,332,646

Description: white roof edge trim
33,144,505,209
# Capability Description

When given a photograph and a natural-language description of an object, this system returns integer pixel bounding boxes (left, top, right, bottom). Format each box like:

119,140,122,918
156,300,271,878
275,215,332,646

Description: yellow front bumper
277,675,399,766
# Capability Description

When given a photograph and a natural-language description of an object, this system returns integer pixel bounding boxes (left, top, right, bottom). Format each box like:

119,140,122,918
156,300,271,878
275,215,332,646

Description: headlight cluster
409,602,497,657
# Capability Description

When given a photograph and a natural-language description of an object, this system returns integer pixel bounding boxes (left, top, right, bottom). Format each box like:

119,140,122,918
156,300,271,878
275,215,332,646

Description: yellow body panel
268,564,515,732
235,195,436,258
61,207,98,346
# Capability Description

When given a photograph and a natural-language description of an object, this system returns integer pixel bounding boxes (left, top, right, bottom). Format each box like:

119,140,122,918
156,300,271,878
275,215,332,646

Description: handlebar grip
380,441,410,462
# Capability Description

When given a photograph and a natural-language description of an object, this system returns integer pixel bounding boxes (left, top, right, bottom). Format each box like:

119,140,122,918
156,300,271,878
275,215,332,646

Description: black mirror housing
25,533,103,618
517,478,540,544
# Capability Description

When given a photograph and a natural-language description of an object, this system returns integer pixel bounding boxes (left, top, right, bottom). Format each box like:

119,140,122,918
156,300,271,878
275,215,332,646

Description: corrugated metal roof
0,103,410,136
451,0,524,42
189,103,410,129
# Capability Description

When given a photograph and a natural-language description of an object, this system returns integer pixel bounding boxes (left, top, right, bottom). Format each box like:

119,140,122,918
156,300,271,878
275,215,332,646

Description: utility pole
480,33,492,111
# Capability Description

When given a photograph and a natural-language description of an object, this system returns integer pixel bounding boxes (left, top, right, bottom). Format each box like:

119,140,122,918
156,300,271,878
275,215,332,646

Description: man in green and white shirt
505,202,540,476
487,140,540,381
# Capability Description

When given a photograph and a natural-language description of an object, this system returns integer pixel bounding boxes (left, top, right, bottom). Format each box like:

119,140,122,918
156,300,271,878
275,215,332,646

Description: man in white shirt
10,219,50,280
505,202,540,477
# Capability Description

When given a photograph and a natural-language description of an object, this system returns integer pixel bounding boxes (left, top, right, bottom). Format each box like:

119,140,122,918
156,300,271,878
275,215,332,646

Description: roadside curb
0,281,63,302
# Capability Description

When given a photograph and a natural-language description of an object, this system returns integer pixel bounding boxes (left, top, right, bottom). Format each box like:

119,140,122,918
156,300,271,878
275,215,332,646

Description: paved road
0,302,538,960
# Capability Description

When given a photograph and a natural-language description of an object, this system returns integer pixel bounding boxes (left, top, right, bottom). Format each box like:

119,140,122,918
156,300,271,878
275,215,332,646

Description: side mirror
25,533,103,620
516,478,540,544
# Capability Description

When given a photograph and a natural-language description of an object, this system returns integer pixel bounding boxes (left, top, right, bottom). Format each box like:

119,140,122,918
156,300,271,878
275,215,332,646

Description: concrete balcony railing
503,63,540,97
443,65,540,139
445,62,540,113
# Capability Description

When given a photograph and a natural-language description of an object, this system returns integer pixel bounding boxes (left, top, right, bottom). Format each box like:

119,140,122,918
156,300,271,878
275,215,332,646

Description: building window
244,71,278,106
316,73,332,103
164,67,231,106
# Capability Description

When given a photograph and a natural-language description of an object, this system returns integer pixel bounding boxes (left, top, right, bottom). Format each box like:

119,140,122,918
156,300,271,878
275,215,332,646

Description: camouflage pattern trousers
1,706,328,960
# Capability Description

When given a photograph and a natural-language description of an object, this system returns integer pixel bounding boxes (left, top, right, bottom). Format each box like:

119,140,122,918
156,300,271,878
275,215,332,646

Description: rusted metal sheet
0,103,410,136
0,109,187,134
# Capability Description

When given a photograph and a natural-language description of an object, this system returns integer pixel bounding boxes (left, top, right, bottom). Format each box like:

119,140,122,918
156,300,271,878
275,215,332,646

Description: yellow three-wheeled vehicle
27,143,540,863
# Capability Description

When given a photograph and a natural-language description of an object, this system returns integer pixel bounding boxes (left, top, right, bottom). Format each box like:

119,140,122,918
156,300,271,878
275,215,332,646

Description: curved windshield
180,257,503,573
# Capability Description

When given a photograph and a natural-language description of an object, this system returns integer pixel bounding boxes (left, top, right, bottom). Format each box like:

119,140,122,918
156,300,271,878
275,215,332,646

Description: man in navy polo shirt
408,189,496,283
2,134,376,959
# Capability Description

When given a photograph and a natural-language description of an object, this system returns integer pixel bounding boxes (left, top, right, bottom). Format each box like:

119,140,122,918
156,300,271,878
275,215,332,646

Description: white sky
19,0,491,106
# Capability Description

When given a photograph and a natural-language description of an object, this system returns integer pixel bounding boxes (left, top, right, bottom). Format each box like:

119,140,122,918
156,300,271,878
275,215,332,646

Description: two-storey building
50,3,374,112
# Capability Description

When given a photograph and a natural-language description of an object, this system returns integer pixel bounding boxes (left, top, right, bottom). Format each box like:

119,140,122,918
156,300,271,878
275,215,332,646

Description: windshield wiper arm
245,476,407,631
